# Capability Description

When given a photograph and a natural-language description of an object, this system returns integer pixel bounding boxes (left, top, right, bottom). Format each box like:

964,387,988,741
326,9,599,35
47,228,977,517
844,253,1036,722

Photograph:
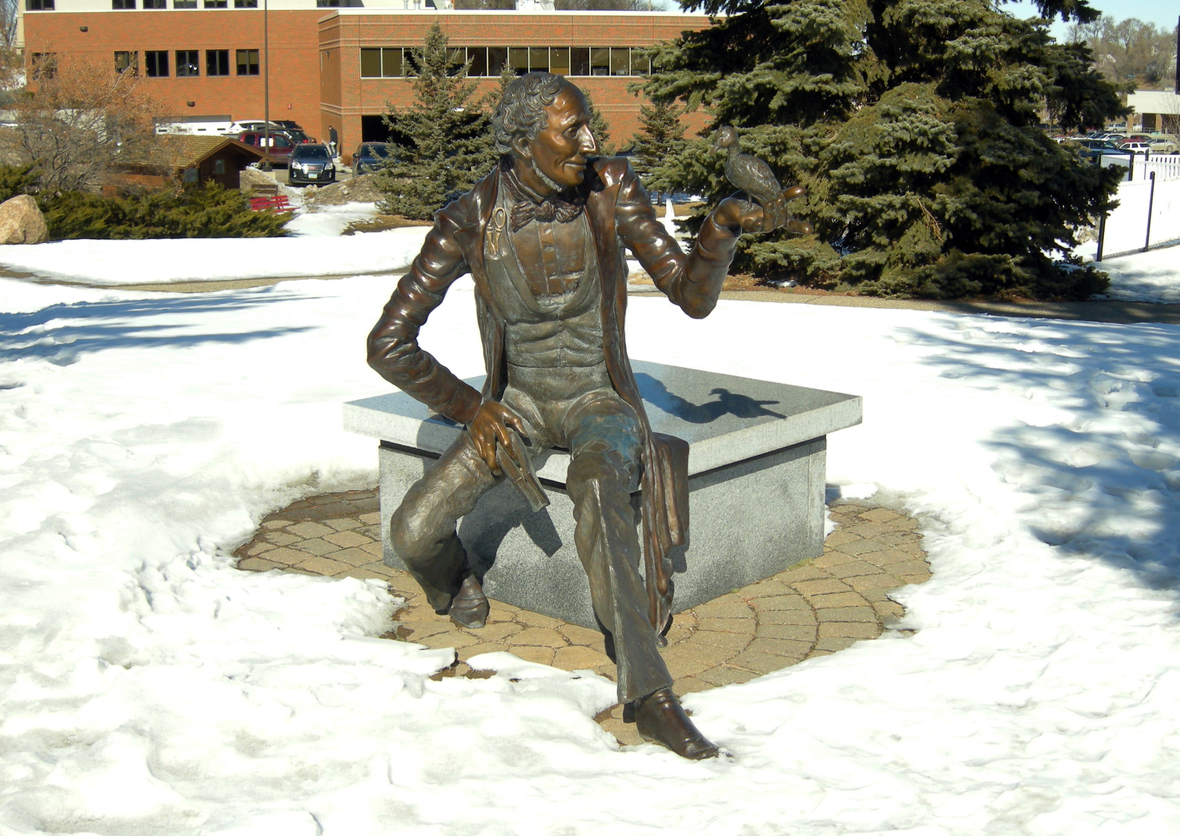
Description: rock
0,195,49,245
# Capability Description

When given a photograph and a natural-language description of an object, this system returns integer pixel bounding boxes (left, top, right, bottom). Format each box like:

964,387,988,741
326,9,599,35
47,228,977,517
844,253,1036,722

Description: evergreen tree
644,0,1125,299
631,96,685,195
376,23,496,220
581,90,614,156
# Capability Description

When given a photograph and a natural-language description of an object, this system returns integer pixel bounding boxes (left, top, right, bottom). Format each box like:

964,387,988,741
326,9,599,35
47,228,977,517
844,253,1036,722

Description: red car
236,131,296,166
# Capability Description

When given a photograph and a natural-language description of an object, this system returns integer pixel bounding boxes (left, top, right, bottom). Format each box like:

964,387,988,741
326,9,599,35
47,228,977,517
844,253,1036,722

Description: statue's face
518,84,597,192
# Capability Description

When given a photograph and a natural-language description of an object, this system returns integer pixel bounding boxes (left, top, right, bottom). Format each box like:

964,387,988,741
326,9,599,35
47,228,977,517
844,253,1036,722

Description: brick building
19,1,712,155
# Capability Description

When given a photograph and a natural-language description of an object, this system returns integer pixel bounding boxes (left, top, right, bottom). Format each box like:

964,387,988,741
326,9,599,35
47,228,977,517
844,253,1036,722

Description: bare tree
0,0,17,50
8,55,166,193
1068,16,1177,90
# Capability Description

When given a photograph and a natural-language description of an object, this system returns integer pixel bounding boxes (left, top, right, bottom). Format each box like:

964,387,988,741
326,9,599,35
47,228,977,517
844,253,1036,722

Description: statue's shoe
635,688,719,760
448,574,489,629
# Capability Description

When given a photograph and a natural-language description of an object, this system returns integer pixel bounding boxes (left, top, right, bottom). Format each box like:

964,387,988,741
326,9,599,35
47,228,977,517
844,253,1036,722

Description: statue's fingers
787,219,814,235
782,185,806,202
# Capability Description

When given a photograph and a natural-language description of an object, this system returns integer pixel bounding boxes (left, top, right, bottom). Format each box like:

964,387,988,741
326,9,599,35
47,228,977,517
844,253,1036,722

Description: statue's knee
569,444,636,497
389,501,424,561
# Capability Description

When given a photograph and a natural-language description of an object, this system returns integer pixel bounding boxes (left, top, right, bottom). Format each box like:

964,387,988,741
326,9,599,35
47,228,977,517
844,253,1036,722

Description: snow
2,202,1180,834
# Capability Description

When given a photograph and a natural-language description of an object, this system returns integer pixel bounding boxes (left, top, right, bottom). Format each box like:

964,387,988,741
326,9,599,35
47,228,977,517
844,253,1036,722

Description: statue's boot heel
634,688,719,760
448,574,489,629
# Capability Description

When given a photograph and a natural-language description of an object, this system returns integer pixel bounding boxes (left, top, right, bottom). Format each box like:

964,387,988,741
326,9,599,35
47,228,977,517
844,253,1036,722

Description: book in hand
496,427,549,513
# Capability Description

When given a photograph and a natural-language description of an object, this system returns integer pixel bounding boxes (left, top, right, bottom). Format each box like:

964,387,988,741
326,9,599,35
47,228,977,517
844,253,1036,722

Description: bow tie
510,197,583,232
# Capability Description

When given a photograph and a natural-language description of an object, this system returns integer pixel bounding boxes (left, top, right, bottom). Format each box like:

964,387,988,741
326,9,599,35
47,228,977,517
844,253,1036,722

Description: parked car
228,120,284,135
1148,134,1178,154
1119,141,1152,154
236,130,296,166
288,143,336,186
1068,138,1131,162
1118,134,1152,144
353,142,395,174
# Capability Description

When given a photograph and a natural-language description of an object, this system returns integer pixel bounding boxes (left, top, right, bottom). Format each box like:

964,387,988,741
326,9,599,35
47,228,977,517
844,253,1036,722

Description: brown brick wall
25,10,327,138
24,10,712,153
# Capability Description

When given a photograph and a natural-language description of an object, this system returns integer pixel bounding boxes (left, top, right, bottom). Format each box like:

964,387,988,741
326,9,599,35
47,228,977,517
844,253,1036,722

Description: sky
1,200,1180,834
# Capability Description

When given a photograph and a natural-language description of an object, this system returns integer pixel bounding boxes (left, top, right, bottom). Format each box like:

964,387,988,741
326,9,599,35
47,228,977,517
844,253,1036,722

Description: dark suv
287,144,336,186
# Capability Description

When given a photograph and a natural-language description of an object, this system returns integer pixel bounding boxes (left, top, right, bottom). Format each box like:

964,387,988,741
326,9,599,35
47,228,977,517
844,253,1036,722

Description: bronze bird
712,125,781,206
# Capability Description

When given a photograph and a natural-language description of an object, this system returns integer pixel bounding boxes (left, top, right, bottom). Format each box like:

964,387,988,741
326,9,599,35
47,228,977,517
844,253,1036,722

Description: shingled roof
115,135,271,171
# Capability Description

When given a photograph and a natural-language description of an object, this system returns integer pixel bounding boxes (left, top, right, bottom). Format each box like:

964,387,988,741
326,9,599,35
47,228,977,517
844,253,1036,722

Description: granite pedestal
344,361,862,629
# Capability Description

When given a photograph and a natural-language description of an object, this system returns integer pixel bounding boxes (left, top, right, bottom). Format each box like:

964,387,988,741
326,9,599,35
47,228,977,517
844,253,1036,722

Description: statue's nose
580,126,597,154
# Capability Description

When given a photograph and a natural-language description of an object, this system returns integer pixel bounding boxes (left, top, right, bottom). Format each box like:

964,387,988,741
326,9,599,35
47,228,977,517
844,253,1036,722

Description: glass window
549,47,570,76
142,0,166,7
170,0,194,7
508,47,528,76
204,0,227,6
316,0,341,6
236,49,259,76
570,47,589,76
360,48,381,78
590,48,609,76
25,0,54,9
382,47,402,77
234,0,258,6
487,47,506,77
30,53,56,79
529,47,548,73
112,0,136,8
468,47,488,77
213,158,226,174
114,51,138,74
610,47,629,76
176,50,199,76
206,50,230,77
145,50,168,77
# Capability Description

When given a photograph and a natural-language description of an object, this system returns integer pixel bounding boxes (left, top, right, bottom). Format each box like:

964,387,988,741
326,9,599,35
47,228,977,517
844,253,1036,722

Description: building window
144,50,169,77
25,0,54,9
112,0,135,8
206,50,230,77
570,47,589,76
30,53,56,79
114,51,138,74
360,47,403,78
172,0,195,7
317,0,341,6
204,0,227,7
549,47,570,76
234,0,258,7
236,49,259,76
176,50,199,77
142,0,166,7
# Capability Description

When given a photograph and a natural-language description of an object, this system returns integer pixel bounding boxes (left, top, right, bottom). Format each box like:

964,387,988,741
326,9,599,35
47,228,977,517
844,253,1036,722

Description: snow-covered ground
2,204,1180,835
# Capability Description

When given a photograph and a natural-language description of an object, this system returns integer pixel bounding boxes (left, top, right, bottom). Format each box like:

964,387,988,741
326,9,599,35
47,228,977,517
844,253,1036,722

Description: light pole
262,0,272,171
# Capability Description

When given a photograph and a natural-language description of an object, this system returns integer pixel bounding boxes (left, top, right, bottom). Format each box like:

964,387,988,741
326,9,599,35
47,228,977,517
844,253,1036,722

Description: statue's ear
511,134,531,161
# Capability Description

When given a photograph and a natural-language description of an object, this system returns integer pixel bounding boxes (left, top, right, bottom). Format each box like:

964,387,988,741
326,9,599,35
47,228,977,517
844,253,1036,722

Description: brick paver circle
235,490,929,746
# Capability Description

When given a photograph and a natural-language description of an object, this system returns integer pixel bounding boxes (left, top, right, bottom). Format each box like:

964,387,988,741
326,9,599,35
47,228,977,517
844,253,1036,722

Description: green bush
40,183,289,241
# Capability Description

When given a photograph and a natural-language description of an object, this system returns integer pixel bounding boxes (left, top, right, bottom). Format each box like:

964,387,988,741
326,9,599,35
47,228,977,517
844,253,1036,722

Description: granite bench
344,361,862,629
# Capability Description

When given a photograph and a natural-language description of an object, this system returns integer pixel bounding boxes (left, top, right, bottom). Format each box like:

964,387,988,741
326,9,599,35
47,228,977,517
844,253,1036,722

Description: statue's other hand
468,401,526,475
717,185,812,235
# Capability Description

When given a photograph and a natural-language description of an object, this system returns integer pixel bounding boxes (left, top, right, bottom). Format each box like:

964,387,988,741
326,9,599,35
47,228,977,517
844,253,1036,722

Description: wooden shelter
108,136,271,192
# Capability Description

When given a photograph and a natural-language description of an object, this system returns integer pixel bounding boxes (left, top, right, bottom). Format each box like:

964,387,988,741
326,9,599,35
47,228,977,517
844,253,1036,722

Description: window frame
235,49,260,76
206,49,230,77
144,50,169,78
176,49,200,77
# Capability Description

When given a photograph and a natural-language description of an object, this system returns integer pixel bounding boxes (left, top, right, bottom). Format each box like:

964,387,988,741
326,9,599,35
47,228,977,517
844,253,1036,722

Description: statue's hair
492,72,570,157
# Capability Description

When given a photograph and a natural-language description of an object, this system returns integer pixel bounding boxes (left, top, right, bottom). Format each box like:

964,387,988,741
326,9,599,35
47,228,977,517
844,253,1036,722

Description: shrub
40,183,289,240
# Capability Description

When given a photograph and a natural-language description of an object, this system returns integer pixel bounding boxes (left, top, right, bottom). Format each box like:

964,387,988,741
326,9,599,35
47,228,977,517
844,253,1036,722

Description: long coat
368,155,739,632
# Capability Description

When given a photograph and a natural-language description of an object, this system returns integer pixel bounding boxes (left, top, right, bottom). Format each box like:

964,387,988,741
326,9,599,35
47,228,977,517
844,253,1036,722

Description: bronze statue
367,73,808,759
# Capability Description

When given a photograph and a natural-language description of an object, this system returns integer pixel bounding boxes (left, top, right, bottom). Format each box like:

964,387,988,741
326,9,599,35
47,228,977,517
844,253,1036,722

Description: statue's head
493,72,598,194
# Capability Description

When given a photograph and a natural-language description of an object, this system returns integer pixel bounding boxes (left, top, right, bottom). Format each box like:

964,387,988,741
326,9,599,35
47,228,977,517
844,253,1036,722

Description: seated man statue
367,72,804,759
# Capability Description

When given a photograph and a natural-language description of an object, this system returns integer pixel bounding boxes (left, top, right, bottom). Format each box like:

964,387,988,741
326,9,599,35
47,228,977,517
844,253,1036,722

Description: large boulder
0,195,49,245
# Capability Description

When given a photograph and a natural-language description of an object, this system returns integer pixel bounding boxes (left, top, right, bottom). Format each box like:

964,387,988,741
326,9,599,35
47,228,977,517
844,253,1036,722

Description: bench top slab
345,360,861,479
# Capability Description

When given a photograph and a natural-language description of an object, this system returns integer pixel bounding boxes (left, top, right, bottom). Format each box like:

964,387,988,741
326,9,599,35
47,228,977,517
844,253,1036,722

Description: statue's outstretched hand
715,185,813,235
468,401,527,475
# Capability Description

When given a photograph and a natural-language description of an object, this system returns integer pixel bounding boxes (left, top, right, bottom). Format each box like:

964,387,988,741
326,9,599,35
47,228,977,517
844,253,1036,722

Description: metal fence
1095,152,1180,260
